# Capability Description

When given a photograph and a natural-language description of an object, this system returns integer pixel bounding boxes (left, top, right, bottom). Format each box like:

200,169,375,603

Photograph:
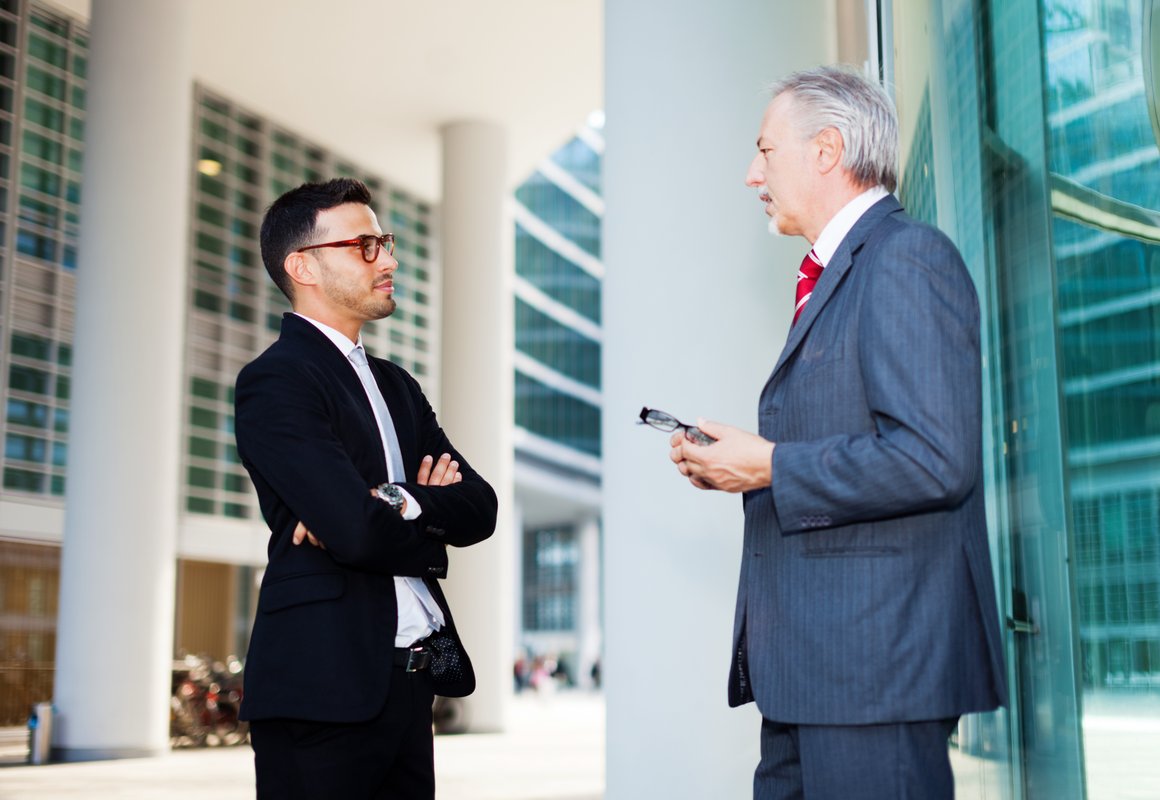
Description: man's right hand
292,520,325,549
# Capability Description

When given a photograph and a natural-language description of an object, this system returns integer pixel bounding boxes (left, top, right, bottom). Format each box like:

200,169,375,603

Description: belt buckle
405,646,431,672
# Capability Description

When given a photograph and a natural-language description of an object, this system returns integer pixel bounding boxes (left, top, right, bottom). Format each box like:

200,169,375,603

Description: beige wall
174,560,237,661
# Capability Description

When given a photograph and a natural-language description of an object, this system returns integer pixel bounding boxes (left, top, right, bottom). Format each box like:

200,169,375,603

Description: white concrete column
439,120,514,732
511,498,525,664
576,514,602,689
52,0,192,760
603,1,835,796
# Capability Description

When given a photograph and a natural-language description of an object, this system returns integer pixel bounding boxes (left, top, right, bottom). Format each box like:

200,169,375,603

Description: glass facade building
513,124,604,683
884,0,1160,794
2,0,83,501
513,131,603,458
0,0,82,727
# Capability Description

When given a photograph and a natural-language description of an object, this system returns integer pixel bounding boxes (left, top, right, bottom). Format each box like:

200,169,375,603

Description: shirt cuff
398,487,421,520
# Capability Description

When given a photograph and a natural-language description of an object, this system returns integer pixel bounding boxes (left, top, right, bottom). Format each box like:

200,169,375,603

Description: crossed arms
235,354,497,577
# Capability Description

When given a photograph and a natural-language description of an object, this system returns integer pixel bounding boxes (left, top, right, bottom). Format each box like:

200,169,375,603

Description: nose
745,154,764,188
374,249,398,272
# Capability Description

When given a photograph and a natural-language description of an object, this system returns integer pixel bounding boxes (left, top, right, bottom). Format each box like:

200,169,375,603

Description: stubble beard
320,267,396,322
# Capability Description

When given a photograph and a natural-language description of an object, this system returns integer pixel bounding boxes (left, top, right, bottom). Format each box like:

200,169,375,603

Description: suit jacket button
426,525,446,537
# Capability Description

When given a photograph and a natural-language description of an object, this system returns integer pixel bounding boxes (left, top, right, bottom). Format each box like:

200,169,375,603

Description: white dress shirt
810,185,890,266
293,313,444,646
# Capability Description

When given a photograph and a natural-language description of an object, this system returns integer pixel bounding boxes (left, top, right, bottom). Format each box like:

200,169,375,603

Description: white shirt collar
810,185,890,267
293,312,363,359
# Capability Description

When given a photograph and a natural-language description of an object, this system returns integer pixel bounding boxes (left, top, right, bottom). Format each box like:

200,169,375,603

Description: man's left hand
669,418,774,493
415,453,464,487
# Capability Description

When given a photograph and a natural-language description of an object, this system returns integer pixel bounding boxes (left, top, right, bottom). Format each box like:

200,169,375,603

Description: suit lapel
279,314,389,473
764,196,903,391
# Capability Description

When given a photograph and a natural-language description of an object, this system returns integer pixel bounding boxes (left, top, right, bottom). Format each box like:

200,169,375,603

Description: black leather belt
394,640,431,672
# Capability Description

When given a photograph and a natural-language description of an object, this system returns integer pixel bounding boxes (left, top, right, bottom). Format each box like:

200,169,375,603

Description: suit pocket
799,340,844,366
259,572,345,613
801,524,901,558
802,545,901,558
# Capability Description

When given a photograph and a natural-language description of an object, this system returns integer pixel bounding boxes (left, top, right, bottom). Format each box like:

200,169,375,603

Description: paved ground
0,691,604,800
1,689,1158,798
1080,691,1160,800
948,691,1160,800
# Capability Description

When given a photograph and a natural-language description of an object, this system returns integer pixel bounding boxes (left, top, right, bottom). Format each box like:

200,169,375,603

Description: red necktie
793,249,823,325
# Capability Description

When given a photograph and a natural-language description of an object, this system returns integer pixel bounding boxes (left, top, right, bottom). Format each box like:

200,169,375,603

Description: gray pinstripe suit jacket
729,195,1008,724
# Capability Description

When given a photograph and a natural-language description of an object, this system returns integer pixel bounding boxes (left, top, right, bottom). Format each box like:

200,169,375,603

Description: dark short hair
259,178,373,301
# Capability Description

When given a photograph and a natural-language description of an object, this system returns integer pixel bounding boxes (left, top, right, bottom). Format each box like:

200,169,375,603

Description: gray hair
769,66,899,193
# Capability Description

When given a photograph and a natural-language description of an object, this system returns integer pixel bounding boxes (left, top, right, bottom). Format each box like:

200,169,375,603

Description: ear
284,251,318,289
815,127,844,175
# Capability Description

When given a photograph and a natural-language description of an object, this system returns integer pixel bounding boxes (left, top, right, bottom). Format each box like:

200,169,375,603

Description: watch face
378,483,404,510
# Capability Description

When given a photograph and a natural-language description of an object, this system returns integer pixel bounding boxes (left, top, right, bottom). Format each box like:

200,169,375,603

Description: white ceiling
50,0,603,200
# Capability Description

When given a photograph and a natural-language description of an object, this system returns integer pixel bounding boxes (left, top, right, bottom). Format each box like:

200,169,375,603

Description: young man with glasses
665,67,1007,799
234,178,497,799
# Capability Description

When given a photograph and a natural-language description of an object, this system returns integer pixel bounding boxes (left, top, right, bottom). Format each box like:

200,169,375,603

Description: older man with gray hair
665,65,1007,798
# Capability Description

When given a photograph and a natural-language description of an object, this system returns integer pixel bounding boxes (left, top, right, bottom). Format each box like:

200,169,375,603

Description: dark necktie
793,249,824,325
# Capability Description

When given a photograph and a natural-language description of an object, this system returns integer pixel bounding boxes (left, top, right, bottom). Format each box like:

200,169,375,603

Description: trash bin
28,702,53,765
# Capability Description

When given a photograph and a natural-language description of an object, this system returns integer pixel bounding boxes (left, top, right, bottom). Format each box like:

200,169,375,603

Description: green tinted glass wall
513,128,604,459
891,0,1160,795
515,298,600,389
514,371,600,456
1043,0,1160,706
550,137,601,195
515,223,601,322
515,175,601,258
0,1,85,500
522,525,579,632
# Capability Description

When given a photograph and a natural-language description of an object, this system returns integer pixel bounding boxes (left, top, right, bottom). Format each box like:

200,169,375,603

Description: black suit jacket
235,313,497,722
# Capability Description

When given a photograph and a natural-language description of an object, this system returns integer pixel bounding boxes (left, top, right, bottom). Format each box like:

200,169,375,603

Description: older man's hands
669,418,775,493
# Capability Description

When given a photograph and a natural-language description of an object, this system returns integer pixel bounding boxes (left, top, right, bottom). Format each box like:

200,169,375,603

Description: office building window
0,1,84,499
549,137,601,194
515,371,600,456
522,525,578,632
515,223,600,323
515,174,601,258
515,298,600,389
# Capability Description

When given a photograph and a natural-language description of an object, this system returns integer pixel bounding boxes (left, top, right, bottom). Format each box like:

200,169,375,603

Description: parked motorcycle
170,653,248,748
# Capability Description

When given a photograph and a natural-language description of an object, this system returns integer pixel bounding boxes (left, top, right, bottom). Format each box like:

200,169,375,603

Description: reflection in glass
1044,0,1160,794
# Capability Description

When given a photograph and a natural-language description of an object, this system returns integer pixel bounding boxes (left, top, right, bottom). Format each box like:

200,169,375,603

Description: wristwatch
374,482,406,514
